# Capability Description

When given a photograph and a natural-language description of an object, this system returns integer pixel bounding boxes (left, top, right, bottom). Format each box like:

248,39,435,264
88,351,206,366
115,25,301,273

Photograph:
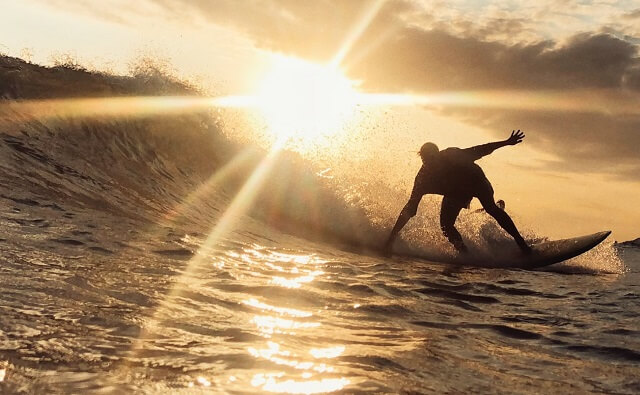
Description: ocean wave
0,54,625,275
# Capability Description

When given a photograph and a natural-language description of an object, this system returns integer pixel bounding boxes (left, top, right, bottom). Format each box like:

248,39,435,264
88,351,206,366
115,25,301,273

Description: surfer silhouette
475,199,511,247
472,199,505,214
384,130,531,255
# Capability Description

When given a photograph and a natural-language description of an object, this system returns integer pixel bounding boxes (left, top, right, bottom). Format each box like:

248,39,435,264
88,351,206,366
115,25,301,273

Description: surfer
475,199,511,247
384,130,531,255
472,199,505,214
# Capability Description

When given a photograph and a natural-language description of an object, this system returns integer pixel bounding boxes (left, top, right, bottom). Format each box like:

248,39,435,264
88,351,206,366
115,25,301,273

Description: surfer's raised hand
506,130,525,145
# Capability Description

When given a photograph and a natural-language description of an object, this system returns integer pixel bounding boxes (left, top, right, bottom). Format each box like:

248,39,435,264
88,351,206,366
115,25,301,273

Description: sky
2,0,640,240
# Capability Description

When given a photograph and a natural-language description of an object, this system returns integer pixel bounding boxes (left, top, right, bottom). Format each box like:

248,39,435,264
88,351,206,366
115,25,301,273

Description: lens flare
253,55,360,146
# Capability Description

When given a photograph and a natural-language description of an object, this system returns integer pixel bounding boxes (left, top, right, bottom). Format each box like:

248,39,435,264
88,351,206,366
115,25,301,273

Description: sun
253,55,360,146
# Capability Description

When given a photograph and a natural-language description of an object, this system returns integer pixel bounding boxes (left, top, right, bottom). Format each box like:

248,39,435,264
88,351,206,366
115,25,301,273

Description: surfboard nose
597,230,612,239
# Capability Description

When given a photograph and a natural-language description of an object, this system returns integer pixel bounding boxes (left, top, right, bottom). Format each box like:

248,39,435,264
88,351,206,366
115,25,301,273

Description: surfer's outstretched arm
384,194,422,254
464,130,525,160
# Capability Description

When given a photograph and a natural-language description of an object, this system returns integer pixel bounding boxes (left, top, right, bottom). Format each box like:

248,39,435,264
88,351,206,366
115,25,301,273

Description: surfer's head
497,199,505,210
419,142,439,163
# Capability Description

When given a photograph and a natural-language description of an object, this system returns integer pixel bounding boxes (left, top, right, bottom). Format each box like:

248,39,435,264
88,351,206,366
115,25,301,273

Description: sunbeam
184,138,286,259
330,0,387,68
354,88,640,115
0,95,256,125
160,148,256,225
120,138,287,368
2,88,636,133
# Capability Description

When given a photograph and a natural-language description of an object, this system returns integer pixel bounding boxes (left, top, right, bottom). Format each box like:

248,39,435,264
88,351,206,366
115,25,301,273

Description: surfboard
389,231,612,269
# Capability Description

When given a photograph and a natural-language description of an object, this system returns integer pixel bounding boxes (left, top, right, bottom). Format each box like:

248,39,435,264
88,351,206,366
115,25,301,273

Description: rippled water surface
0,86,637,393
1,197,639,394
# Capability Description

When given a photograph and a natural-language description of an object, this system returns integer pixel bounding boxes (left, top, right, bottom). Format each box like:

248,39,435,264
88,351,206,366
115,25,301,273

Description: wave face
0,57,637,393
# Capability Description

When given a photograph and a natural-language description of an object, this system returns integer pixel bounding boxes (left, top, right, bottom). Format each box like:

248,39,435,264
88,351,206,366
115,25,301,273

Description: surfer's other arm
464,130,525,160
384,191,422,254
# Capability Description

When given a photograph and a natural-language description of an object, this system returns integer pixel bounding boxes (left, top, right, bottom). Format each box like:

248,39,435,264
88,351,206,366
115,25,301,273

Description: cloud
347,31,640,91
30,0,640,179
122,1,639,93
342,27,640,178
143,0,395,62
448,107,640,180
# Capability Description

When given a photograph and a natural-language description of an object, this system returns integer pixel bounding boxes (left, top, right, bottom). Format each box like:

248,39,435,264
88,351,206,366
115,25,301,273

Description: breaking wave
0,54,623,274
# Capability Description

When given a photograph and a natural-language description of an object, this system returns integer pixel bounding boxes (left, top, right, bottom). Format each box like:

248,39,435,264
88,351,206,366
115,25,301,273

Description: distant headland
614,238,640,248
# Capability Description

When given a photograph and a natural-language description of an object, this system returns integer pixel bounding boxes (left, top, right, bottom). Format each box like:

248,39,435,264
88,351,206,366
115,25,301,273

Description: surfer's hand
506,130,525,145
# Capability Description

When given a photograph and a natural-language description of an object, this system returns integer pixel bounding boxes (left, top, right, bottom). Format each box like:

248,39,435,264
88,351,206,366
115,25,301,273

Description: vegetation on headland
0,53,195,100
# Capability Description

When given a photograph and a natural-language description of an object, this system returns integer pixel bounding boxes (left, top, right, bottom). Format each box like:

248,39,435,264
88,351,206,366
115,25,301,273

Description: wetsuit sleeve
402,170,427,217
462,141,508,161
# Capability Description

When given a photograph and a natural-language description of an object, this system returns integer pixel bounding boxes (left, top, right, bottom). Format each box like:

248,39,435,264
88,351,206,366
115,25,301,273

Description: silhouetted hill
614,238,640,248
0,55,194,100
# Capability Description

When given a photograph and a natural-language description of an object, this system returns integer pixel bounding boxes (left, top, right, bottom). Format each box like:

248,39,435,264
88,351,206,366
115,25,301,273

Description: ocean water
1,65,639,394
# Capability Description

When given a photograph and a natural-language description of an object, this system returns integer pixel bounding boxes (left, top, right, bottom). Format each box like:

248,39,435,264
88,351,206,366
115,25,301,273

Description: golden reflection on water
253,315,321,337
270,271,323,289
309,346,345,359
187,376,212,388
251,373,350,394
243,298,312,318
241,249,349,393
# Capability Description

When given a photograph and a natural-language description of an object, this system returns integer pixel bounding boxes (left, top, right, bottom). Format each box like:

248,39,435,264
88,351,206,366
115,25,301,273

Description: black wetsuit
400,146,507,252
385,134,530,254
405,147,494,216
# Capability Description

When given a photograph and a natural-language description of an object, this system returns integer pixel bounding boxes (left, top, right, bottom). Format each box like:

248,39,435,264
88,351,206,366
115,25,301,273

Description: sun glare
253,55,359,146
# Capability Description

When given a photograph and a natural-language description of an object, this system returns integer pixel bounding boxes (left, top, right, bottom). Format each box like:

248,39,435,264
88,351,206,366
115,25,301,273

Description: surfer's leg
476,186,531,254
440,197,466,253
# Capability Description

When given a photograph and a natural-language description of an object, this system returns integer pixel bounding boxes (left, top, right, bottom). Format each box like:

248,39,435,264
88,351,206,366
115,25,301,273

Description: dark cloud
347,31,640,92
448,108,640,180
